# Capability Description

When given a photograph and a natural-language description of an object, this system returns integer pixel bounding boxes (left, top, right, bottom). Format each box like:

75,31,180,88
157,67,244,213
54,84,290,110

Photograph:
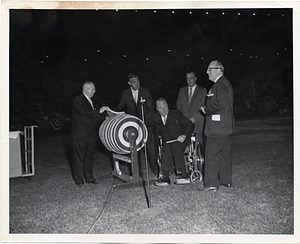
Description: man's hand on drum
177,134,186,143
107,110,115,118
99,106,109,113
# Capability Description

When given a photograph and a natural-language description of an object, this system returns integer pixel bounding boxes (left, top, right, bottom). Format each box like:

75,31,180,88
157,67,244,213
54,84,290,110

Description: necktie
88,98,94,110
162,115,167,125
188,87,192,105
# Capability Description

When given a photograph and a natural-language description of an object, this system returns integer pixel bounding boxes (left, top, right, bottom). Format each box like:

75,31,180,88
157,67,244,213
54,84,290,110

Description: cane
140,96,152,208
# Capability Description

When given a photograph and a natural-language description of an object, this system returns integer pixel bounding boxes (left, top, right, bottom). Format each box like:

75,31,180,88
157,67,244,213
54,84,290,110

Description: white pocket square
212,114,220,121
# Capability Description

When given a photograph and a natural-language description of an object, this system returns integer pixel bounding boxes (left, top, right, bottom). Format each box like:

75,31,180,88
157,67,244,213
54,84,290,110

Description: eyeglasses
207,67,221,72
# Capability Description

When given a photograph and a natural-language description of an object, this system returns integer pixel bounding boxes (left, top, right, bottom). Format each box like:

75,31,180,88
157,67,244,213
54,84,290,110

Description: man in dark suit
176,70,207,144
70,81,108,187
114,73,157,175
146,98,194,186
200,60,235,192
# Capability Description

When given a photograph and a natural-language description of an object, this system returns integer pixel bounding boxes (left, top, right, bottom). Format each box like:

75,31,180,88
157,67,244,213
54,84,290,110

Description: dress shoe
199,186,219,192
220,183,232,188
154,177,171,186
87,180,99,184
174,177,190,185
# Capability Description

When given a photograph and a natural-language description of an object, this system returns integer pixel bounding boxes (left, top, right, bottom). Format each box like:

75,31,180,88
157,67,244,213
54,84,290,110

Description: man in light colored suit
176,70,207,144
200,60,235,192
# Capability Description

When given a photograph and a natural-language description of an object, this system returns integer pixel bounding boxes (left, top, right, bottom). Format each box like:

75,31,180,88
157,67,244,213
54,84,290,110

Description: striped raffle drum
99,113,148,183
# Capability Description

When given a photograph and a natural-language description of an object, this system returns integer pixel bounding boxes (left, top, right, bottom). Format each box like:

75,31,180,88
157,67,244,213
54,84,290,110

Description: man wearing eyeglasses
200,60,235,192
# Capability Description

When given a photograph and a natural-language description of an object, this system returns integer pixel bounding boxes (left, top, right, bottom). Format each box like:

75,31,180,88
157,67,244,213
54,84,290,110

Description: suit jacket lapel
188,86,194,106
188,85,200,106
184,87,189,105
83,94,93,110
164,113,170,125
136,89,140,106
193,86,199,98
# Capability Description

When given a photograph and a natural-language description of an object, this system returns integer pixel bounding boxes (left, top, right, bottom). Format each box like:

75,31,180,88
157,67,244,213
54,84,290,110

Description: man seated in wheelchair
145,98,194,186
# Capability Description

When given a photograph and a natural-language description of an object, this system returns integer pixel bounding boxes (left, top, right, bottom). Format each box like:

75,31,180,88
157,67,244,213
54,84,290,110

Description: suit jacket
204,76,235,137
147,110,194,145
114,87,155,120
70,94,105,140
176,85,207,140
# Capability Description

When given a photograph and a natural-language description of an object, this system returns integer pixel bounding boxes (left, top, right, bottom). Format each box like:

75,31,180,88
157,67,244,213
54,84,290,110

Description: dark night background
9,8,293,131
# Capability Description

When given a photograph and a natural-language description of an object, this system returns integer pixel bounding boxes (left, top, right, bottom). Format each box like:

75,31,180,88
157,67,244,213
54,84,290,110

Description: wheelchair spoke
190,170,202,183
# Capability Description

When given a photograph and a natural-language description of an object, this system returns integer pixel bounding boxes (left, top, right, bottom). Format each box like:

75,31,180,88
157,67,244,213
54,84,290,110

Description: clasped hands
177,134,186,143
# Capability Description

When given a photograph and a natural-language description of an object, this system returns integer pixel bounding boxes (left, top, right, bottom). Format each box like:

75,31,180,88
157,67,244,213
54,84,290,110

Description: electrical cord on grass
86,162,127,234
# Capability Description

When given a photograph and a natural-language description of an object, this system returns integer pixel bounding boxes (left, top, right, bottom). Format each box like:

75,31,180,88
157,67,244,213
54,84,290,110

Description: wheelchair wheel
190,170,202,183
190,143,204,183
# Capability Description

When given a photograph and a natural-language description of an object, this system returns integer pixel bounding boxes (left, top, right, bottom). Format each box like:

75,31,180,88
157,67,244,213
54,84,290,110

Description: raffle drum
99,114,148,183
99,114,148,154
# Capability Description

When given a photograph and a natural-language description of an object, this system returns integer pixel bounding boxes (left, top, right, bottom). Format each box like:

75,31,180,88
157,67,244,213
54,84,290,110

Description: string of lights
37,9,291,66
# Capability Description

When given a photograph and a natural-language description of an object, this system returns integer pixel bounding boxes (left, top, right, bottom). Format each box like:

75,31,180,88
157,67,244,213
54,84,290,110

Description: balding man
71,81,108,187
200,60,235,192
147,98,194,186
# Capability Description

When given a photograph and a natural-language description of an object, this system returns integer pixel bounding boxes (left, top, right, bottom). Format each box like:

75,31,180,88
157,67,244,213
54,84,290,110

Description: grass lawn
5,116,296,242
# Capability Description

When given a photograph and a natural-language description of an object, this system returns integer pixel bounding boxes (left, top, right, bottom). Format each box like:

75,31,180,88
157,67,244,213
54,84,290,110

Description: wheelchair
157,133,204,183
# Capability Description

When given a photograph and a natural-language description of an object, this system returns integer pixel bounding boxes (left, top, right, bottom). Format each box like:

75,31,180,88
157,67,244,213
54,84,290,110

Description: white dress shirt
131,89,139,104
161,115,167,125
84,94,94,110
